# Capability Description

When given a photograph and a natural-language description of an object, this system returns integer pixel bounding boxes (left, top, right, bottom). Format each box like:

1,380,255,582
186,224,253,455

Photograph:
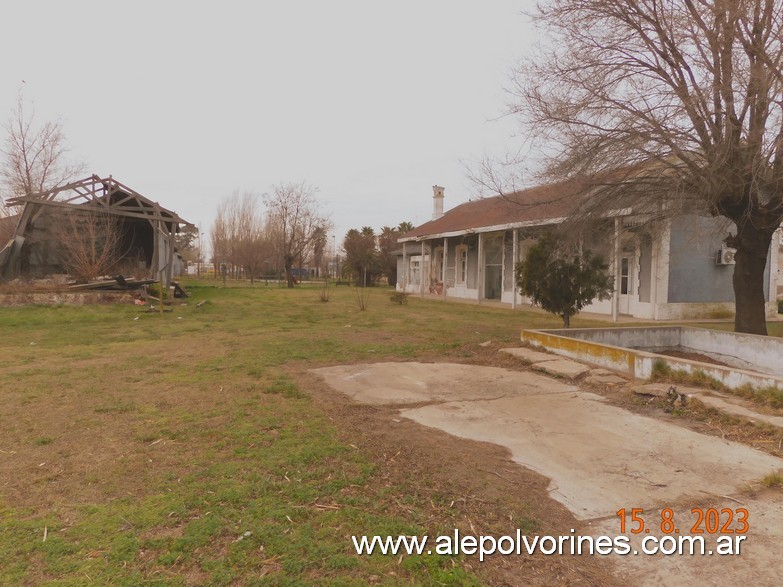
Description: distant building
397,184,780,320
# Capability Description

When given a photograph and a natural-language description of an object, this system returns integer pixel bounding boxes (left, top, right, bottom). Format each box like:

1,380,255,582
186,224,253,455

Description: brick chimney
432,185,445,220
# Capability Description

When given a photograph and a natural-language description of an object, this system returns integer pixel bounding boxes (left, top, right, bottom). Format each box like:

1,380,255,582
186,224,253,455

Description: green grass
649,359,727,391
0,280,564,585
762,471,783,488
0,279,778,585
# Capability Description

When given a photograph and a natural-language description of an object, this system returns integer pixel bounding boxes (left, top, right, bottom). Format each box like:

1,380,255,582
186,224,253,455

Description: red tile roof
402,180,587,240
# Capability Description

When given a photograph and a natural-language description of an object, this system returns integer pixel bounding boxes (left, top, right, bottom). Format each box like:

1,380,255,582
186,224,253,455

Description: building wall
666,214,760,303
397,214,779,318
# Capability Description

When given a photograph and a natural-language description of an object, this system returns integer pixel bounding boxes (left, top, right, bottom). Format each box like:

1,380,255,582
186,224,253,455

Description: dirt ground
301,369,619,586
306,351,783,587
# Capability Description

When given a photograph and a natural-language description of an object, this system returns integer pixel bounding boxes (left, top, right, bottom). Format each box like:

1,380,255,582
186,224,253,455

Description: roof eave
398,217,567,242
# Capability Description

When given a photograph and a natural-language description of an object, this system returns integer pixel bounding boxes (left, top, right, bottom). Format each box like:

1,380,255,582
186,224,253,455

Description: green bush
389,291,409,305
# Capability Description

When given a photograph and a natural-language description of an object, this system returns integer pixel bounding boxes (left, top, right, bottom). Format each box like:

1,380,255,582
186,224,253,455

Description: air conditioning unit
716,246,736,265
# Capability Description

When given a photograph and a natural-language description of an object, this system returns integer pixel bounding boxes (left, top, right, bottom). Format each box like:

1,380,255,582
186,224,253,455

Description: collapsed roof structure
0,175,192,286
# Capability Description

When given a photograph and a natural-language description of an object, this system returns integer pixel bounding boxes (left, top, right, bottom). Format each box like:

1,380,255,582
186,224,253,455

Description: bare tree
210,190,270,282
264,182,327,288
508,0,783,335
1,91,83,212
210,202,230,277
233,191,268,283
53,210,124,282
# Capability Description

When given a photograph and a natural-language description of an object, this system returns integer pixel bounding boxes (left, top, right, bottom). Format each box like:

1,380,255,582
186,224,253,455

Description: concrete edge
521,328,783,391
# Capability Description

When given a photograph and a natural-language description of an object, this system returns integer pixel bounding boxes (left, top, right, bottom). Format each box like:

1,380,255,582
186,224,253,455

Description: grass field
0,281,777,585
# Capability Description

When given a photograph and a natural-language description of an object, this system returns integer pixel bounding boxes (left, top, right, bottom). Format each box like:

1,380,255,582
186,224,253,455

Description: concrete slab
310,362,576,405
315,362,783,585
532,359,591,379
499,347,558,363
584,370,628,386
691,394,783,429
402,392,783,520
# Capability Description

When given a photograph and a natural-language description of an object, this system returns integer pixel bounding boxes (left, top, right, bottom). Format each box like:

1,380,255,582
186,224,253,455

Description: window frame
455,245,468,285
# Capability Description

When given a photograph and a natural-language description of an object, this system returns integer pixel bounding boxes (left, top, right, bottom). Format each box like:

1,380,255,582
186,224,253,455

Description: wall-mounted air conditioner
716,245,736,265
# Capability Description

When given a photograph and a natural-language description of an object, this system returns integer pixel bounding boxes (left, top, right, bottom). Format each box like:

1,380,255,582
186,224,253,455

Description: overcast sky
1,1,536,251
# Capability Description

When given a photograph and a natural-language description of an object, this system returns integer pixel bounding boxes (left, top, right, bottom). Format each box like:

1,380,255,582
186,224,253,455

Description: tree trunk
562,313,570,328
731,223,774,335
284,255,295,288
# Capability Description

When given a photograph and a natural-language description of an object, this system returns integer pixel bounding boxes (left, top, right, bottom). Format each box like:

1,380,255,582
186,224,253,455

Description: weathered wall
0,290,136,306
667,215,770,303
522,326,783,388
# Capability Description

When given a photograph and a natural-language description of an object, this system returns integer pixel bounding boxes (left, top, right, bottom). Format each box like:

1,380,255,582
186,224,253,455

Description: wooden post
166,223,175,287
158,220,164,315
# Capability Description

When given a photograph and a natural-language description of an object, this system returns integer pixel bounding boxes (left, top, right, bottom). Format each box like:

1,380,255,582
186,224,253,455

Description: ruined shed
0,175,192,286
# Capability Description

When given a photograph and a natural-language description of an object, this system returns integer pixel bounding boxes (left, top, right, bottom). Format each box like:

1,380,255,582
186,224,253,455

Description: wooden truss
1,175,193,285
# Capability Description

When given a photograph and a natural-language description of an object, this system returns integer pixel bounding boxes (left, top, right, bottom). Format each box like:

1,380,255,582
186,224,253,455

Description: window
434,247,444,282
456,246,468,285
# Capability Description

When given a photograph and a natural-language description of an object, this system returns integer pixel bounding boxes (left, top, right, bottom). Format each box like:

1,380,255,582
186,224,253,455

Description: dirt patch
308,359,783,586
300,369,620,586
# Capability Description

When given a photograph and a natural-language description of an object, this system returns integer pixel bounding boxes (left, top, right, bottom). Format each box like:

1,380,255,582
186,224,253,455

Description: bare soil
301,369,620,586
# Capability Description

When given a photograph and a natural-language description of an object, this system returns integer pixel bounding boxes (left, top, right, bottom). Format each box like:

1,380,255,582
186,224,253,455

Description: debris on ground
68,275,156,291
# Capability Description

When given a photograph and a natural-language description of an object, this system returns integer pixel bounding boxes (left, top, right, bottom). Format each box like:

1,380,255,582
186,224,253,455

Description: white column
512,229,518,309
420,241,426,295
401,242,407,292
477,233,484,304
442,237,448,299
612,217,621,322
650,237,659,320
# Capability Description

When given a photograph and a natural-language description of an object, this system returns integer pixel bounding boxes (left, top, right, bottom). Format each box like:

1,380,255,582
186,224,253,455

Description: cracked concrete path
312,362,576,405
312,362,782,519
312,361,783,586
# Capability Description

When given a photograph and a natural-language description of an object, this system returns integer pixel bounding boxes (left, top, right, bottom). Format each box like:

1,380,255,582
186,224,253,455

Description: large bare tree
1,91,83,213
264,182,327,288
510,0,783,334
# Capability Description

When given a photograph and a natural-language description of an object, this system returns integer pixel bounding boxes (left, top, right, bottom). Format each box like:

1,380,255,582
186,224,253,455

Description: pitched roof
401,179,588,241
8,175,192,229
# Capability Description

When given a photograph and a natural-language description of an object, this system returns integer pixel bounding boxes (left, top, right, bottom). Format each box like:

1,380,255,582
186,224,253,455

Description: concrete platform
312,362,783,520
691,394,783,429
313,361,783,586
499,347,558,363
584,368,628,386
311,362,576,405
532,358,592,379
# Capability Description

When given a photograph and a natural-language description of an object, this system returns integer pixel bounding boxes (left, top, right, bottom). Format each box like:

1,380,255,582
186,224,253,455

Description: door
484,235,503,300
619,255,634,314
